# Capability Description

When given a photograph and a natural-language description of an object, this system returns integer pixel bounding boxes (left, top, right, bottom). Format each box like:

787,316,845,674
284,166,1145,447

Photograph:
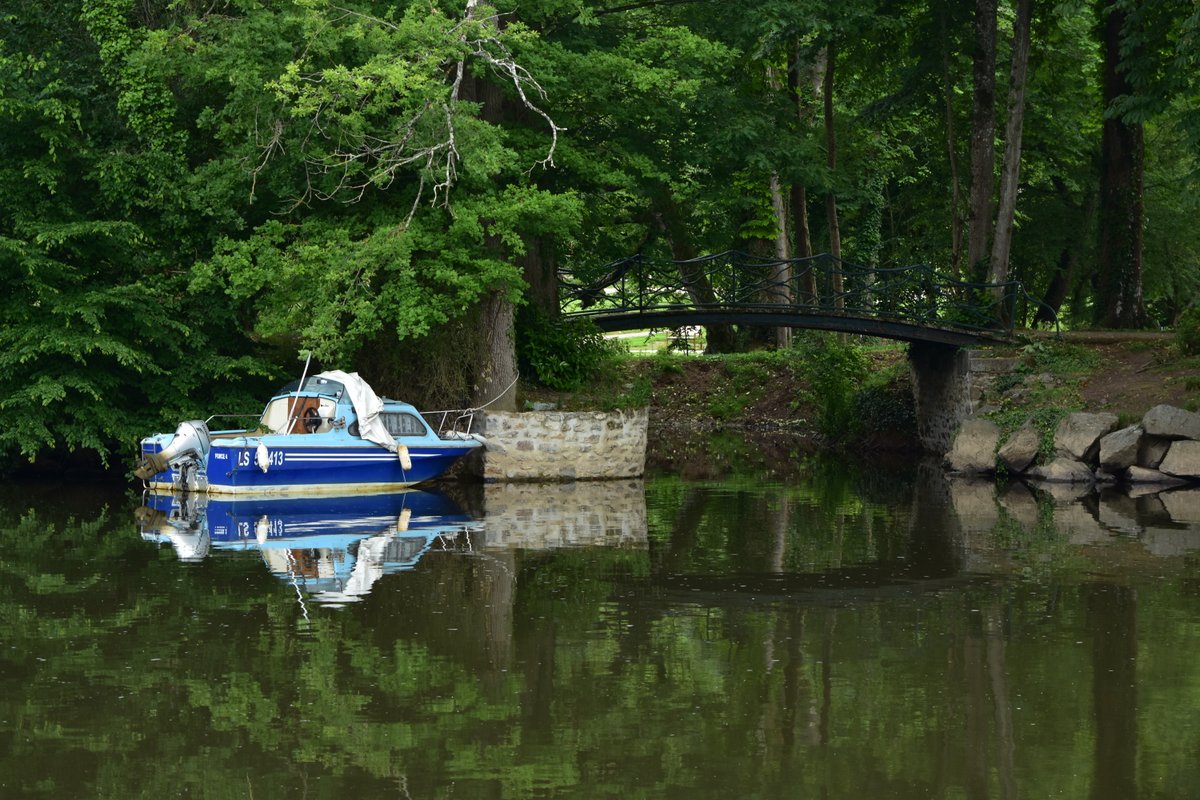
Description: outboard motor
134,420,211,481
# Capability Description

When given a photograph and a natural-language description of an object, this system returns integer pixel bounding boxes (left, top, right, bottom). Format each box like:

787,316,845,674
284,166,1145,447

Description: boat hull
139,440,477,495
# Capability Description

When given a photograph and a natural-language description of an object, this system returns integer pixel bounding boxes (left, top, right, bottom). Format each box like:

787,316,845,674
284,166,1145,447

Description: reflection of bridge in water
561,252,1032,347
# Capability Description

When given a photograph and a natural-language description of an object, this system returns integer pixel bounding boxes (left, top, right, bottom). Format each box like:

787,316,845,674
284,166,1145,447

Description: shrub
851,380,916,438
516,308,621,391
1176,306,1200,355
649,349,683,376
792,333,869,438
1018,340,1099,374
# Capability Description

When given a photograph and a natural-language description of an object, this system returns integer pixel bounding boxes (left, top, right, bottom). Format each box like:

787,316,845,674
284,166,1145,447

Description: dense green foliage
516,308,620,390
2,0,1198,468
1177,306,1200,355
792,333,871,438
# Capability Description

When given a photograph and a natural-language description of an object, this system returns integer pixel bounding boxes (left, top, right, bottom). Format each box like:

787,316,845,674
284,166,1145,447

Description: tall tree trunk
943,12,964,280
1035,248,1074,328
823,43,843,311
518,236,558,317
464,65,519,411
987,0,1033,319
966,0,998,281
789,42,818,304
1096,2,1147,328
791,185,818,303
769,172,793,349
766,63,793,349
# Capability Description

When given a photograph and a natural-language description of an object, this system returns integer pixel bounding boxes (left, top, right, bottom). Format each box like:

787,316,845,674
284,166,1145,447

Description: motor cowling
134,420,211,480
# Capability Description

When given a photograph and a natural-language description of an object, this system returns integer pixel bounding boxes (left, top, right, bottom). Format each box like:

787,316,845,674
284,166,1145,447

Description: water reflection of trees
1,473,1198,797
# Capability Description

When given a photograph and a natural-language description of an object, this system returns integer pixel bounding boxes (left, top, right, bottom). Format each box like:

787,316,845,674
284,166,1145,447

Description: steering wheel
303,407,321,434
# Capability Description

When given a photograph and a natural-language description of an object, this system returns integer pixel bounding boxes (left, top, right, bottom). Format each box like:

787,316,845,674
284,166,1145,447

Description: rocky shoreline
947,404,1200,489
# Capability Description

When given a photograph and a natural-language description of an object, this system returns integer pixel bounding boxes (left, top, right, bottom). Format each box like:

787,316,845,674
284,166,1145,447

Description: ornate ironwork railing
559,251,1022,336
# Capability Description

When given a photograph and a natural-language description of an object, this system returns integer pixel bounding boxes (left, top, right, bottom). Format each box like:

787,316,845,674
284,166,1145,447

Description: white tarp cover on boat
314,370,396,451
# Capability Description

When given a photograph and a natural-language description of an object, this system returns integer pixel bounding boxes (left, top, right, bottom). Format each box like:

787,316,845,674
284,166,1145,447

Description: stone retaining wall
471,408,648,482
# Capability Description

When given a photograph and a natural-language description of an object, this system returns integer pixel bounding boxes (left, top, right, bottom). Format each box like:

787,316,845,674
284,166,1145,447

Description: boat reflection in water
136,490,479,606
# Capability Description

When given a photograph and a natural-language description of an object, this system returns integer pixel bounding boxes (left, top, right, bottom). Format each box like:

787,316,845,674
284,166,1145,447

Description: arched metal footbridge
560,252,1032,347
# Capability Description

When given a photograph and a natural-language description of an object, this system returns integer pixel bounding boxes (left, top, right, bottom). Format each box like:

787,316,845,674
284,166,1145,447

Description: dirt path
1073,339,1195,417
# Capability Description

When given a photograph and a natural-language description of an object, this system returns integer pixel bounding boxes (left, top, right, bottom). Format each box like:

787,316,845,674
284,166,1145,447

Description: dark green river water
3,459,1200,798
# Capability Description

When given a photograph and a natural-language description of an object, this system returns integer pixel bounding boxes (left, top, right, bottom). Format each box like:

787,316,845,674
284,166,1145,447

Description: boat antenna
285,350,314,437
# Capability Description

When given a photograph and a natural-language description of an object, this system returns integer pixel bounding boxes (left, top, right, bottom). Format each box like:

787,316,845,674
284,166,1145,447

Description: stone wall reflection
474,479,648,550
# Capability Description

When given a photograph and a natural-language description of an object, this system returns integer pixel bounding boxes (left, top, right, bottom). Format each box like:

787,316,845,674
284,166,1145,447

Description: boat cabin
259,376,343,435
258,375,432,439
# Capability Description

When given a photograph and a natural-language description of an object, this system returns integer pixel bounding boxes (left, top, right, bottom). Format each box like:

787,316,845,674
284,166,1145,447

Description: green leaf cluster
1175,305,1200,355
516,307,621,391
791,332,870,439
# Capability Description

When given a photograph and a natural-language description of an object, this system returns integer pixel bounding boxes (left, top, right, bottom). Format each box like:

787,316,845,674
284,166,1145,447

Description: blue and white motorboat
134,370,483,494
136,489,478,604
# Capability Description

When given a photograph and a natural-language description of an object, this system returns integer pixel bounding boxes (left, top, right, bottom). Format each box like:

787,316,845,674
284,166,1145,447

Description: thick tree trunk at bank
462,67,532,408
474,290,518,411
1034,180,1096,327
1095,3,1147,329
1035,248,1074,327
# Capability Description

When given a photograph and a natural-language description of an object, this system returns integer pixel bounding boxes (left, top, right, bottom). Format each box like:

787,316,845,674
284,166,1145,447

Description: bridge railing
560,251,1020,334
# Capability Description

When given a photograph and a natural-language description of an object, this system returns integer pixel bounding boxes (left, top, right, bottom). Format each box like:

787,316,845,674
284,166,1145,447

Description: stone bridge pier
909,341,971,454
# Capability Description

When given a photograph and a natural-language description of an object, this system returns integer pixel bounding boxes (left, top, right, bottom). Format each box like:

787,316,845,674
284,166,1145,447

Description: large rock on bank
947,418,1000,474
997,423,1040,473
1125,466,1187,486
1138,436,1171,469
944,405,1200,496
1160,440,1200,478
1099,425,1142,470
1142,404,1200,440
1054,412,1119,463
1029,456,1095,484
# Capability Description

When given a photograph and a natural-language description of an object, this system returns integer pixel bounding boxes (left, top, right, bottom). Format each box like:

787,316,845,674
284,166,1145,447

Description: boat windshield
275,376,345,399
